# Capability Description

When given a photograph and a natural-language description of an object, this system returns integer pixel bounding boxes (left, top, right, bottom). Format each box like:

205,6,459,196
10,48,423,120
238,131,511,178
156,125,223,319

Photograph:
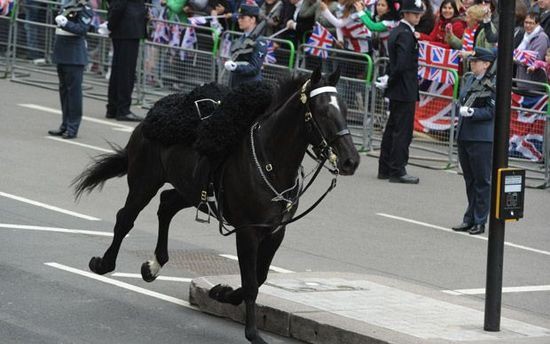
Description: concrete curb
189,272,550,344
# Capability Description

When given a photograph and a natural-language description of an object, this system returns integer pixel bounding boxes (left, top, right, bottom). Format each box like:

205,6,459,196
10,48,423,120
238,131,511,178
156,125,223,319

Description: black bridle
212,79,351,236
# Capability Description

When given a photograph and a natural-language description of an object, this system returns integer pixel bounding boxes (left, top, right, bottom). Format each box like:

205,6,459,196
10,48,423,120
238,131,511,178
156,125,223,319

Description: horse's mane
263,72,310,116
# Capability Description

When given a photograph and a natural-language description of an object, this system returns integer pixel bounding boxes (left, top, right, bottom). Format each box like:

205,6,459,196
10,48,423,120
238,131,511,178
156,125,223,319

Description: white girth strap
309,86,338,98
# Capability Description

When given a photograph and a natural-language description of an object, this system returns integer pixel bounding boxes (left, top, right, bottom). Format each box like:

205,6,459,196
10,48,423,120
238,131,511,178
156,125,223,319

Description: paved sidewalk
190,272,550,344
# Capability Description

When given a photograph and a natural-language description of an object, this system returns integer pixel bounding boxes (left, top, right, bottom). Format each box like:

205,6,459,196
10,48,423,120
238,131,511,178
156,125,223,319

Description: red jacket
418,17,466,48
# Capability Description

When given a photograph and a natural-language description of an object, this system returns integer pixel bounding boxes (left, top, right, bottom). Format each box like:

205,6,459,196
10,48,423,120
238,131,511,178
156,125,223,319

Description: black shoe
62,131,77,139
116,112,143,122
377,173,389,180
389,174,419,184
452,222,473,232
469,224,485,235
48,128,66,136
105,112,116,119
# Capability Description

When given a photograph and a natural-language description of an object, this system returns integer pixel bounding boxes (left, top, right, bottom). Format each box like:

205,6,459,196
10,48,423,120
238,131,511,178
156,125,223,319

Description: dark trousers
378,99,416,177
458,140,492,225
107,39,140,117
57,64,84,136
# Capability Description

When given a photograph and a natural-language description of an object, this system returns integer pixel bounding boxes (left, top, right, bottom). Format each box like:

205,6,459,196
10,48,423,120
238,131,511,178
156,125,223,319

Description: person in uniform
377,0,424,184
105,0,146,121
223,3,267,88
48,0,93,139
452,47,496,235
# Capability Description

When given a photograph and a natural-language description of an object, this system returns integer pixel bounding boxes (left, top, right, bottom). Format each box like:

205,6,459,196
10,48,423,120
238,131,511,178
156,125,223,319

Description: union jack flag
304,23,334,59
180,27,197,60
264,40,276,64
513,49,539,67
418,42,460,84
0,0,14,16
509,93,547,161
414,80,455,133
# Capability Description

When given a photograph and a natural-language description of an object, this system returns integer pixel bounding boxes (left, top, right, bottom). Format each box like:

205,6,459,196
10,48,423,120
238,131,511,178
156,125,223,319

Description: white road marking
377,213,550,257
219,254,294,274
0,223,111,236
0,191,100,221
45,136,114,153
45,262,197,310
111,272,193,283
443,285,550,296
19,104,134,131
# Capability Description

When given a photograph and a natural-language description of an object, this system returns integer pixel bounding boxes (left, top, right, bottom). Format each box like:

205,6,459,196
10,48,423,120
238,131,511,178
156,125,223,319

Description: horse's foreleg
141,189,188,282
236,229,268,344
256,227,285,286
89,184,160,275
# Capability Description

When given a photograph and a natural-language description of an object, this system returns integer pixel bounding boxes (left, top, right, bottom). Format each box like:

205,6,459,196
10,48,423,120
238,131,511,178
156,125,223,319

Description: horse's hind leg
89,181,162,275
141,189,190,282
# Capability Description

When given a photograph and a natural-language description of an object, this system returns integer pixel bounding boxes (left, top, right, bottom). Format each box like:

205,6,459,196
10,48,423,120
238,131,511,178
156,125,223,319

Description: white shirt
293,0,303,21
400,19,415,33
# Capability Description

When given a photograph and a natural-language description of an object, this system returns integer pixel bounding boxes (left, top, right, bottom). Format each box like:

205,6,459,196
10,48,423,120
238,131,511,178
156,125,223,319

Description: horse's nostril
342,158,359,173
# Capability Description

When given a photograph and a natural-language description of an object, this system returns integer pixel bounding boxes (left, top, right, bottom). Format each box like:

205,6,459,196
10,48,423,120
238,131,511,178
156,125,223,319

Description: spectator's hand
353,1,364,12
459,50,474,60
459,106,474,117
445,23,453,34
334,40,344,49
215,4,225,14
482,6,491,23
414,32,420,39
98,22,110,35
286,19,296,30
224,60,237,71
320,1,328,11
55,15,68,27
375,74,389,90
527,66,536,73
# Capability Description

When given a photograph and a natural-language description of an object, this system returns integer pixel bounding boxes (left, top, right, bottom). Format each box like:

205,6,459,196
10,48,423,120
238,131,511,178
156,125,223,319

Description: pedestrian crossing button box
496,168,525,221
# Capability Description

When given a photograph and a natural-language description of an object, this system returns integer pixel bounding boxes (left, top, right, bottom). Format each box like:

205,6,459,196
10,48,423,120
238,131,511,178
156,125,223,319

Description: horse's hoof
248,334,268,344
88,257,115,275
141,261,158,282
209,284,233,301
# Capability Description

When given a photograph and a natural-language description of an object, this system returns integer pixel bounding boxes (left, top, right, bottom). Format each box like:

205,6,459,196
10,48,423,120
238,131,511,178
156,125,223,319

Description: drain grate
131,249,240,276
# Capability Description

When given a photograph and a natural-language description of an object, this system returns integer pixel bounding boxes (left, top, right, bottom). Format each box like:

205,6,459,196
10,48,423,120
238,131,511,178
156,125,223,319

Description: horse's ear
311,66,322,84
328,66,341,86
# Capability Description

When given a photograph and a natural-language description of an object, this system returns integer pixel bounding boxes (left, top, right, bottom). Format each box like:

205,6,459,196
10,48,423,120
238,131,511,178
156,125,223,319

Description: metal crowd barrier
368,58,460,170
296,44,373,149
2,5,549,186
139,17,220,108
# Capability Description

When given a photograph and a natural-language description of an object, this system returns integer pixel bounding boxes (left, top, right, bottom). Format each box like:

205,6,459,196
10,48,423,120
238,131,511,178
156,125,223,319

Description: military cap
238,3,260,17
470,47,496,62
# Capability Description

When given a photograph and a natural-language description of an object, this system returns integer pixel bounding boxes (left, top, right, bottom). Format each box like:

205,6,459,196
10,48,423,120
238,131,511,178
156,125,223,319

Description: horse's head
301,66,360,175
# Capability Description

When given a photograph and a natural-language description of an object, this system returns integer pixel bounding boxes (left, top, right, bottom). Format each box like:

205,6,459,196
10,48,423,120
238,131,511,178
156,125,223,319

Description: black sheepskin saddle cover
142,81,273,159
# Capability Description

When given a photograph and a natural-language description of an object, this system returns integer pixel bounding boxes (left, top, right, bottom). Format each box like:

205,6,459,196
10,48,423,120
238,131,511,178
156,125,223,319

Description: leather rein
211,79,351,236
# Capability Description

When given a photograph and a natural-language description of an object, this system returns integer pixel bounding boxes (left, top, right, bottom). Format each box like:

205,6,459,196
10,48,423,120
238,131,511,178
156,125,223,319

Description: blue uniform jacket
229,35,267,88
52,3,93,66
456,73,496,142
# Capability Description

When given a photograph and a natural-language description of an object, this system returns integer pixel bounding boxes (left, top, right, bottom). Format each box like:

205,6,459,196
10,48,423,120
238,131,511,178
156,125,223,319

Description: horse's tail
72,144,128,199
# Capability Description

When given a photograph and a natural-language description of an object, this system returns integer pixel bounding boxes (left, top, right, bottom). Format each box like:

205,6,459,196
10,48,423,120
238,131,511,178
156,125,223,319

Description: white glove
374,75,389,90
98,22,110,36
55,15,68,27
459,106,474,117
224,60,237,71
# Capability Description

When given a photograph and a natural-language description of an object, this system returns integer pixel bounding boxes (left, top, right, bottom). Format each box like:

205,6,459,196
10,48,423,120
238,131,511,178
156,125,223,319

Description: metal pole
484,0,515,332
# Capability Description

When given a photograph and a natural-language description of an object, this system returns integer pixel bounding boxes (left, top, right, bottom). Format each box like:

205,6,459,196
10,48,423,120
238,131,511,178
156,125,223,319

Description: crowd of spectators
9,0,550,93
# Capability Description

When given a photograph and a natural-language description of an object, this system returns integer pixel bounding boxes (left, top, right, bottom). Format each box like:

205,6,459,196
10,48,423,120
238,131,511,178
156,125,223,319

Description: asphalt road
1,77,549,344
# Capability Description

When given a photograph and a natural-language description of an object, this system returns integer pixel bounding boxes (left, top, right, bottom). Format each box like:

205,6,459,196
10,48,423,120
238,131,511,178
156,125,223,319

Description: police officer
47,0,93,139
377,0,424,184
105,0,146,121
452,47,496,235
223,3,267,88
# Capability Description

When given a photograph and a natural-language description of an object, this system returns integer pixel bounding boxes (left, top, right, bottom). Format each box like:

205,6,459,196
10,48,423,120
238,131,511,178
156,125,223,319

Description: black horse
73,67,360,344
